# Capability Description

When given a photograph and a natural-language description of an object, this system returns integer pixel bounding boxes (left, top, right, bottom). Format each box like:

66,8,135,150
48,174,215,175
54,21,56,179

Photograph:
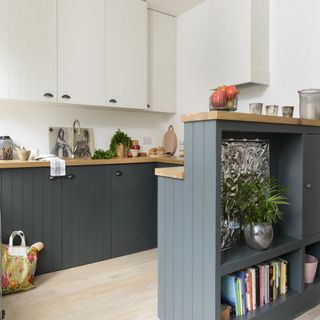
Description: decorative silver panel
221,139,270,252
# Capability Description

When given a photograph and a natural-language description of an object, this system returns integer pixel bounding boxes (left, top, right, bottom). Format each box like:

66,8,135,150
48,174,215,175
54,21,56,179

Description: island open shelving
156,112,320,320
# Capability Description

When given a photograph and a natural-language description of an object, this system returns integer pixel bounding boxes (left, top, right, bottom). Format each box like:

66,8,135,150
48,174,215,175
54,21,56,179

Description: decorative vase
244,222,273,250
116,144,125,158
305,254,318,284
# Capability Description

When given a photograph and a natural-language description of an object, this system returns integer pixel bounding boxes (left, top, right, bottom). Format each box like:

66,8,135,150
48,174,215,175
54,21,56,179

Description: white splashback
0,101,171,155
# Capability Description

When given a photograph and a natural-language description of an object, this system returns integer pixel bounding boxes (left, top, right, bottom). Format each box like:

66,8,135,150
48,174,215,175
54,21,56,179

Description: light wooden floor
2,249,320,320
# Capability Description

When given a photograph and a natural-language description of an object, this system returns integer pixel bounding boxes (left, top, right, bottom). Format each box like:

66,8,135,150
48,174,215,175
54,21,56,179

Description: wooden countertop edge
0,157,184,169
155,167,185,180
181,111,320,127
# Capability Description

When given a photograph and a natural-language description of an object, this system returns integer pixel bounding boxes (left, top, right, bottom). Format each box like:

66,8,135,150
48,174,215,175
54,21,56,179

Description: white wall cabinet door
58,0,106,106
8,0,57,102
0,0,9,99
148,10,176,113
106,0,147,110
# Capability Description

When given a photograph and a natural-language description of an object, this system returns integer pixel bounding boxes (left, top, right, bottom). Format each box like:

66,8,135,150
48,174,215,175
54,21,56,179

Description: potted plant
110,129,131,158
236,173,289,250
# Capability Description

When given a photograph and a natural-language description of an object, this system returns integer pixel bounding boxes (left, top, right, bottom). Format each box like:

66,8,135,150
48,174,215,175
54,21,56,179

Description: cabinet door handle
67,174,76,180
48,176,56,181
305,183,312,189
44,92,54,98
147,104,150,109
115,170,122,177
109,99,117,103
62,94,71,99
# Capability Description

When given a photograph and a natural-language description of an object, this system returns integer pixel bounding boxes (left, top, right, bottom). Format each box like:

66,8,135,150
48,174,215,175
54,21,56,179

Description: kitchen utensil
163,125,177,156
282,106,294,118
179,141,184,157
299,89,320,119
249,103,263,115
266,105,279,116
0,136,14,160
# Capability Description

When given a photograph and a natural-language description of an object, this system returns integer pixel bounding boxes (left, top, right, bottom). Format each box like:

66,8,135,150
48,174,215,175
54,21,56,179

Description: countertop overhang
155,166,185,180
181,111,320,127
0,156,184,169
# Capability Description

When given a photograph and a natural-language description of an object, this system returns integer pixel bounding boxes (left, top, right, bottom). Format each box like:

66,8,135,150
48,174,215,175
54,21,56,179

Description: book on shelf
222,257,288,317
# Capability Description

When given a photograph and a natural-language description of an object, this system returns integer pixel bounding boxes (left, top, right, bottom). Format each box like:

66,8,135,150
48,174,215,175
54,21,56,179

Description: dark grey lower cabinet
1,168,62,274
304,134,320,238
0,163,158,274
61,166,112,269
111,164,157,258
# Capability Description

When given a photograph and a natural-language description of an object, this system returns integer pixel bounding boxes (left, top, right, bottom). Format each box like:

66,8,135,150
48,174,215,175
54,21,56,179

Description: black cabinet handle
44,92,54,98
305,183,312,189
147,104,150,108
109,99,117,103
115,170,122,177
67,174,76,180
62,94,71,99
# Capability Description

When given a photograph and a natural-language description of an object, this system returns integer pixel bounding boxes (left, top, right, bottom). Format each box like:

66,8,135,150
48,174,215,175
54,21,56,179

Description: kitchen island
156,111,320,320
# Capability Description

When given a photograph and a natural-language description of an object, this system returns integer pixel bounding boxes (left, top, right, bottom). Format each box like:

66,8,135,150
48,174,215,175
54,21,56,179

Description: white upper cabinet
58,0,106,106
106,0,148,109
210,0,270,87
8,0,57,101
148,10,176,113
0,0,9,99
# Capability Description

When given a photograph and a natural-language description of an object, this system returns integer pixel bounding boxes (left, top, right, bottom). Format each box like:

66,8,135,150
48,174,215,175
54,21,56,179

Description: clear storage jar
0,136,14,160
299,89,320,120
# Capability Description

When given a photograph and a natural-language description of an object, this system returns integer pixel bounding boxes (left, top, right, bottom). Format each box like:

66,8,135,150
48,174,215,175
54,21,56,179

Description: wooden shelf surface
221,235,301,276
181,111,320,127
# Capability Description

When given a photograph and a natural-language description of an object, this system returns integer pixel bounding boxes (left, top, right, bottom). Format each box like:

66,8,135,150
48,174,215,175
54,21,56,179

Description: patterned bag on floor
2,231,39,294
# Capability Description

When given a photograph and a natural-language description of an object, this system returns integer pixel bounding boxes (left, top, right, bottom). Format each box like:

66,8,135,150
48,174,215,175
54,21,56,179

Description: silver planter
244,222,273,250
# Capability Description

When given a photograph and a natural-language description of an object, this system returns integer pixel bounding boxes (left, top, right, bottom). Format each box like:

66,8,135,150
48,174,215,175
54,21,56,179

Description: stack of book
221,258,288,317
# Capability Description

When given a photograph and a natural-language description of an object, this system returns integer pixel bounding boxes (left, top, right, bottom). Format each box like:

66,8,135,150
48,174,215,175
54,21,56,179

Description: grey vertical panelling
158,177,166,320
192,122,205,320
204,121,220,320
183,123,194,320
61,166,112,269
173,179,183,320
165,179,174,320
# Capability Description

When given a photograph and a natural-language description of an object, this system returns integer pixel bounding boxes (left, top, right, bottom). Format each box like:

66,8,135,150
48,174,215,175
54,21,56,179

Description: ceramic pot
244,222,273,250
305,254,318,284
116,144,125,158
18,150,31,161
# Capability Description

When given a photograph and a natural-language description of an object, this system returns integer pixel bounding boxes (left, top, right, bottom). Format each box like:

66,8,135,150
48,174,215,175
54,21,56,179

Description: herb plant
91,149,117,160
222,172,289,225
109,129,131,153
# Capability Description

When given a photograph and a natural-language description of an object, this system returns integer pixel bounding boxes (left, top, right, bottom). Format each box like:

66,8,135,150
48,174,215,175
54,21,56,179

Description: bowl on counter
130,149,139,158
18,150,31,161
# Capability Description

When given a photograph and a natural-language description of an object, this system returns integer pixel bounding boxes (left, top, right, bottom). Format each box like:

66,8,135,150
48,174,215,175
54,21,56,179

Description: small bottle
179,141,184,157
0,136,14,160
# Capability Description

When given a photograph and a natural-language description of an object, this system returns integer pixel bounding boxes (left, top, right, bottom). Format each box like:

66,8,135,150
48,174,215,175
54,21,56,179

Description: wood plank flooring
2,249,320,320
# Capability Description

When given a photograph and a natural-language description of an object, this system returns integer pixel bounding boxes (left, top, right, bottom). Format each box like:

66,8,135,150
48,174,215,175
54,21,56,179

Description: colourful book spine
249,268,256,310
259,265,264,307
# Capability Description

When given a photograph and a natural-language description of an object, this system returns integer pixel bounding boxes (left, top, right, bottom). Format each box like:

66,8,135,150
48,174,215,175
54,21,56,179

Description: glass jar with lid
299,89,320,119
0,136,14,160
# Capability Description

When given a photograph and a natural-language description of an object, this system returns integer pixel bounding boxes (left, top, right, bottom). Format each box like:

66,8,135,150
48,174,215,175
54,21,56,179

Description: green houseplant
237,173,289,250
110,129,131,158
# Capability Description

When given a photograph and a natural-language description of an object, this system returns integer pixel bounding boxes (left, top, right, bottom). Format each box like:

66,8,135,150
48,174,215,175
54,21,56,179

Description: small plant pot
244,222,273,250
116,144,125,158
18,150,31,161
305,254,318,284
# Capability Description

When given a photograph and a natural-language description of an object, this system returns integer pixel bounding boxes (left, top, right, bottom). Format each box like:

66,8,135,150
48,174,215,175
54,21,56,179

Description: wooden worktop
0,156,184,169
181,111,320,127
155,166,185,180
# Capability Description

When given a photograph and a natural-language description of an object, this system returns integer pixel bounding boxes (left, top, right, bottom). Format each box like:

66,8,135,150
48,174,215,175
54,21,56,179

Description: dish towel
50,158,66,177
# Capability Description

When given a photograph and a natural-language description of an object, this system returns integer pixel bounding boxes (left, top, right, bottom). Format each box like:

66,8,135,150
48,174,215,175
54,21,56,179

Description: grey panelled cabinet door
61,166,112,269
1,168,62,274
304,135,320,238
111,164,157,258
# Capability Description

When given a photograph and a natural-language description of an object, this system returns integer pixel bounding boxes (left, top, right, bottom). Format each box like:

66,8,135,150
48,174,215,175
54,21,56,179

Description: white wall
169,0,320,142
0,101,171,155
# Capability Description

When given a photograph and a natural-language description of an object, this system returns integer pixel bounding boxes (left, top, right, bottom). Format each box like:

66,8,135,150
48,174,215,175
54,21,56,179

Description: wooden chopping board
163,125,178,156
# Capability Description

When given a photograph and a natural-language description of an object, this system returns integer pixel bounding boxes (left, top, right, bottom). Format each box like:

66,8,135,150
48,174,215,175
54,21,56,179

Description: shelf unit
157,114,320,320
